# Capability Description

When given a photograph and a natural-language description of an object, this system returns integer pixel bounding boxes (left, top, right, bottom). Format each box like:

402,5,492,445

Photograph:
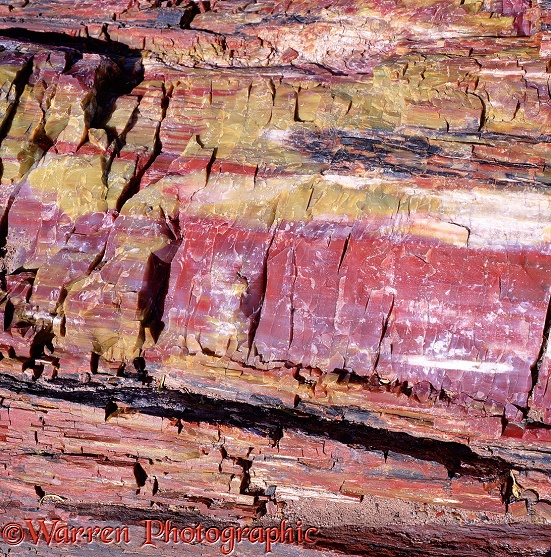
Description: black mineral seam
0,372,510,483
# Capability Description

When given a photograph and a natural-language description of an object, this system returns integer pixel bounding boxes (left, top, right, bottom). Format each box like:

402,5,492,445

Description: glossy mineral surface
0,1,550,555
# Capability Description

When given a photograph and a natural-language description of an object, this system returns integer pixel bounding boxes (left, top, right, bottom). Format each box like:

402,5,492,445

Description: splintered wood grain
0,1,549,555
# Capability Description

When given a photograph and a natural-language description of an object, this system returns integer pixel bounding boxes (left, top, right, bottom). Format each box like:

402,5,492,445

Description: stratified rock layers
0,0,550,555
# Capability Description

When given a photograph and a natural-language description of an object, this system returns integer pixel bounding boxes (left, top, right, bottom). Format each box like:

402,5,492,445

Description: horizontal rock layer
0,0,550,555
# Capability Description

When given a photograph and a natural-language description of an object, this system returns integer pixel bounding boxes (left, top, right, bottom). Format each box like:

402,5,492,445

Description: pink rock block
156,217,272,361
252,219,550,410
0,272,35,358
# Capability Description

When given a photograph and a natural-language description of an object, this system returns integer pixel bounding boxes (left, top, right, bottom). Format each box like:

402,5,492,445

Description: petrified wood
0,0,549,555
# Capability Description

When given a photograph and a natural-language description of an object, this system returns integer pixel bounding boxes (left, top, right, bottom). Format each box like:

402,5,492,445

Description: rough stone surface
0,1,550,555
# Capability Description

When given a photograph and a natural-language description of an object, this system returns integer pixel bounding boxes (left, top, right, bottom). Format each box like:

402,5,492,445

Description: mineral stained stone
0,1,550,556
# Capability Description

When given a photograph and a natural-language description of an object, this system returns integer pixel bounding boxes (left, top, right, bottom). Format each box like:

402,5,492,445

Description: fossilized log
0,0,550,555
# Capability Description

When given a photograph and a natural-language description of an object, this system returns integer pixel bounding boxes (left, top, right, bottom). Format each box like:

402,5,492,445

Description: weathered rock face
0,1,551,556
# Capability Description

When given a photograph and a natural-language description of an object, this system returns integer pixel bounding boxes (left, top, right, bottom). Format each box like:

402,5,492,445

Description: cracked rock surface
0,0,550,555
